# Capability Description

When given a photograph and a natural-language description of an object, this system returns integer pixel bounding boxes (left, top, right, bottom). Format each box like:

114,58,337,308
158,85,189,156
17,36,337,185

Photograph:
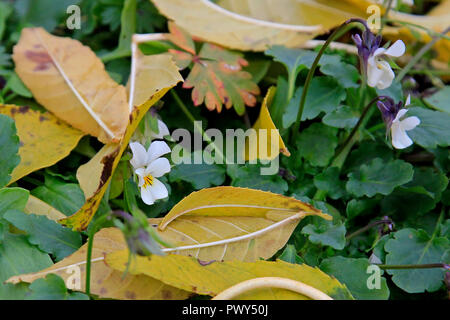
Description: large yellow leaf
159,186,329,230
60,53,183,231
7,227,190,300
12,27,129,143
106,253,354,300
150,0,372,51
245,87,290,161
0,104,84,185
9,187,330,299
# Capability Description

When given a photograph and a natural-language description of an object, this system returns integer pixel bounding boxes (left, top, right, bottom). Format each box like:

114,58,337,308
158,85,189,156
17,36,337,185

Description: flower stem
346,218,393,241
291,20,365,141
377,263,449,270
170,89,225,162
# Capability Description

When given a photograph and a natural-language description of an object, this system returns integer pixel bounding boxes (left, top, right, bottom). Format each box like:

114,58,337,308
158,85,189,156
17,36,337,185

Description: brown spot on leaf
161,290,172,299
18,106,29,113
100,287,108,295
124,291,136,300
99,148,120,189
25,50,53,71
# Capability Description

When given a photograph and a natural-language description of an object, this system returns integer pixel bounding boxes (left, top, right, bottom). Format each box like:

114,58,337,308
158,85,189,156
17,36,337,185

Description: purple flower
376,97,402,130
352,29,382,72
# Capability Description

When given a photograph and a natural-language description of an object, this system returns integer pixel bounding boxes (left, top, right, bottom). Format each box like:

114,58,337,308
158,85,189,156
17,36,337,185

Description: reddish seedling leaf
166,22,260,115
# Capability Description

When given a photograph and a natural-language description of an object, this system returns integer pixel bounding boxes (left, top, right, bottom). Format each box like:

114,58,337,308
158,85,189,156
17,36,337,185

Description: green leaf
4,210,82,261
346,198,378,220
0,114,21,187
302,220,346,250
424,86,450,114
31,175,85,216
381,168,448,216
296,123,338,167
284,77,346,125
4,73,32,98
100,0,136,62
0,187,29,218
319,55,360,89
376,80,403,102
226,164,288,194
322,105,359,129
0,46,11,69
265,46,316,81
320,256,390,300
0,233,52,282
0,2,12,40
169,163,226,190
385,228,449,293
346,158,414,197
282,85,302,128
0,282,29,300
344,142,394,174
314,167,347,200
14,0,81,32
407,107,450,148
26,274,89,300
279,244,304,265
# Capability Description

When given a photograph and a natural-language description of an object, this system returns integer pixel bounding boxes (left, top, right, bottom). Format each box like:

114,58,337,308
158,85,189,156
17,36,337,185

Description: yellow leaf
151,0,372,51
24,195,67,221
0,104,84,185
159,186,330,231
60,53,183,231
245,87,290,161
12,27,129,143
7,227,190,300
105,253,354,300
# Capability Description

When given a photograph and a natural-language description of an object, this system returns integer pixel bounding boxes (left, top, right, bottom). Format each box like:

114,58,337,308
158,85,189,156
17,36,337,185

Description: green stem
377,263,449,270
346,219,393,241
85,214,111,296
380,0,395,32
396,26,450,82
408,69,450,76
291,21,364,141
170,90,225,162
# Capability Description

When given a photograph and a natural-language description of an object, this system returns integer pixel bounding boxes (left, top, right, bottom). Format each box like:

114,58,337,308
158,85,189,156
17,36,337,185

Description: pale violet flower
377,95,420,149
390,96,420,149
367,40,406,89
129,141,171,205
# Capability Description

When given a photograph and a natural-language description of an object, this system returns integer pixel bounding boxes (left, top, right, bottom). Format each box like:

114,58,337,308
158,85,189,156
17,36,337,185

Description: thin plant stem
170,90,225,162
291,20,366,141
396,26,450,82
334,96,385,160
380,0,395,32
377,263,449,270
346,218,393,241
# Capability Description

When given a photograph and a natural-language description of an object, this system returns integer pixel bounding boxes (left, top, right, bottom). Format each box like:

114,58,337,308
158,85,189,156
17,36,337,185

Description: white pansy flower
390,95,420,149
367,40,406,90
129,141,171,205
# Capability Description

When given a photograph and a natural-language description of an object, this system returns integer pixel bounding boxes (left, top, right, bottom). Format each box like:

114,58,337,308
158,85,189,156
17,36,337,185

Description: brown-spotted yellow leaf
24,195,67,221
60,53,183,231
158,186,330,230
6,227,190,300
105,253,354,300
151,0,373,51
0,104,84,185
245,87,290,162
12,27,129,143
